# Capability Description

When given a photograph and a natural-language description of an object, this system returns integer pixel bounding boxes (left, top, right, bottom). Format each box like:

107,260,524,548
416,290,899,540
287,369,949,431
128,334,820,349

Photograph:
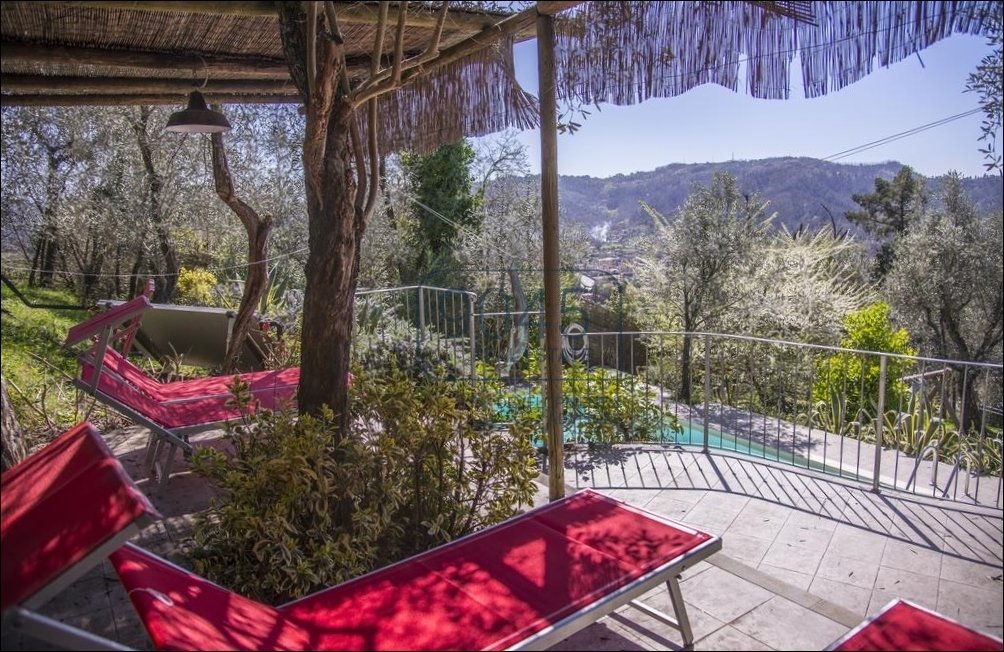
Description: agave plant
876,393,958,458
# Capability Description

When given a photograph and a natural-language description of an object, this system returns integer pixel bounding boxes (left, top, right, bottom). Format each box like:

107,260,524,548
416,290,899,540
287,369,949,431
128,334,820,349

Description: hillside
547,157,1003,237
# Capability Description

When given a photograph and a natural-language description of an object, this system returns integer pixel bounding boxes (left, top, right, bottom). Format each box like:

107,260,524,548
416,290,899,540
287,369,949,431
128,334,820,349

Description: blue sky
487,33,999,179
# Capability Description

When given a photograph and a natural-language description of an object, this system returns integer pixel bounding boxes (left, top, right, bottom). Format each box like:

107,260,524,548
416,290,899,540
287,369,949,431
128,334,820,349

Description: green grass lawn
0,281,114,445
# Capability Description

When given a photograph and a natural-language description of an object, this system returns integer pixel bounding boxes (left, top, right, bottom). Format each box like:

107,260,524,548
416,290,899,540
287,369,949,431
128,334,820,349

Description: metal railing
352,289,1002,509
471,313,1002,508
354,285,477,377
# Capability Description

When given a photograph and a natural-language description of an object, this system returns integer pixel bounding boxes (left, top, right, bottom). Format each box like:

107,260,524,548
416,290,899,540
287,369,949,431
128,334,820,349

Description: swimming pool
500,392,844,476
669,423,842,474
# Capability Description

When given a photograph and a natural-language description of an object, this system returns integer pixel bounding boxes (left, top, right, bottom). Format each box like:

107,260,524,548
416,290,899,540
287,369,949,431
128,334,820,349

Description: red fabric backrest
64,295,151,347
1,423,160,612
834,600,1003,651
100,348,165,397
81,361,178,426
111,544,309,651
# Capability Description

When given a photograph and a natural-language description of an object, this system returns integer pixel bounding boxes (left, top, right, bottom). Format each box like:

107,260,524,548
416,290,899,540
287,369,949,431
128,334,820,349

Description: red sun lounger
111,489,721,651
1,422,160,649
827,599,1004,651
65,296,298,489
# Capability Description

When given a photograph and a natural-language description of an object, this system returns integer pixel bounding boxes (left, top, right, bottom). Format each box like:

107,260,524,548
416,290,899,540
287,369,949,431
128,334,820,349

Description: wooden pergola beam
1,42,291,78
0,93,300,107
353,0,583,107
1,42,423,81
0,74,297,95
36,1,524,33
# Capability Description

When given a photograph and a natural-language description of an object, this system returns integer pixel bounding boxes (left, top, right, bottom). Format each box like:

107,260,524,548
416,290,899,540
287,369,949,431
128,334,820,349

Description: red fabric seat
829,599,1003,651
112,490,719,651
66,298,301,488
81,360,298,429
1,422,160,613
100,348,299,402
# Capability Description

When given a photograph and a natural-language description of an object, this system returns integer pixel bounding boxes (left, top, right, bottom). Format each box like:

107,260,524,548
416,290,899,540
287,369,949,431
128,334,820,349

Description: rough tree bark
1,375,26,472
210,126,273,374
133,106,180,302
277,2,379,432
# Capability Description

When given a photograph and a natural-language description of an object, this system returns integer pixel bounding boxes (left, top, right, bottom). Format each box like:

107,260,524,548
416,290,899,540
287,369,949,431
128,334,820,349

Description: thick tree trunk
210,128,273,374
1,375,26,471
30,226,60,287
680,334,693,405
278,3,373,432
298,102,360,431
133,106,179,302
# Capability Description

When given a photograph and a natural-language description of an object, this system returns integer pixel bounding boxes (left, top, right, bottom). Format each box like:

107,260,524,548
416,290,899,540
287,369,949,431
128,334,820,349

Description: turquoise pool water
670,422,838,474
499,393,841,475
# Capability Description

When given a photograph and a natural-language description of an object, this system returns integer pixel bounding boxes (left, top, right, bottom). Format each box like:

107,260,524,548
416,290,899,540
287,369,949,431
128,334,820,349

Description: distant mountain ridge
545,157,1003,236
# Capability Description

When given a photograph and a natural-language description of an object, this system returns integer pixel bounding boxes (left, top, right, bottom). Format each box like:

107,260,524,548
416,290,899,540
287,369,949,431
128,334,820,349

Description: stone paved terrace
3,426,1002,651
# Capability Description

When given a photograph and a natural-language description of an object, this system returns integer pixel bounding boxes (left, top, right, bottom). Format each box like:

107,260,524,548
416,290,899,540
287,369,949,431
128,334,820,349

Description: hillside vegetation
550,157,1003,236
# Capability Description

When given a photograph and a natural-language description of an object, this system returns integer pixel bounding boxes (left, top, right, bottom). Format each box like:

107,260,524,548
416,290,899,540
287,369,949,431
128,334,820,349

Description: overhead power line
822,108,983,163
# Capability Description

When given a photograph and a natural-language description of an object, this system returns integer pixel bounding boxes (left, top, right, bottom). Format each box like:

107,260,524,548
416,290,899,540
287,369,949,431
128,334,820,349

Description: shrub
564,361,681,444
174,266,218,306
190,356,538,603
812,303,915,431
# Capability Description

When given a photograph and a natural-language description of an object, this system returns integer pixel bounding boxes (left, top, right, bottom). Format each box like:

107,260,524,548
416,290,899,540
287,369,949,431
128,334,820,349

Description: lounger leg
143,432,158,469
158,444,176,491
666,575,694,646
626,574,695,647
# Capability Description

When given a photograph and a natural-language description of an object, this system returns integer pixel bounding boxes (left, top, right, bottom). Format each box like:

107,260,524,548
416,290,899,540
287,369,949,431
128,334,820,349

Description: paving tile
755,563,814,592
808,576,873,617
732,596,848,650
814,553,879,590
612,601,725,647
983,626,1004,640
869,566,940,614
678,509,742,536
721,532,772,568
761,540,825,577
826,523,889,563
632,580,722,631
881,540,942,578
937,578,1004,631
939,512,1004,564
939,555,1004,592
642,492,698,522
728,505,788,542
774,519,836,550
678,565,774,623
549,620,652,651
695,624,773,651
606,487,658,507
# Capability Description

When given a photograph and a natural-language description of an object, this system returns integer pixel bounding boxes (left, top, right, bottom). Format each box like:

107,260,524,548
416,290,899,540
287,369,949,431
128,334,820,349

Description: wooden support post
537,9,564,501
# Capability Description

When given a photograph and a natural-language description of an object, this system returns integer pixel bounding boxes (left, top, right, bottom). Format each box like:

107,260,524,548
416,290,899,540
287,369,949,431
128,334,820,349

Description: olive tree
886,174,1003,433
632,172,772,403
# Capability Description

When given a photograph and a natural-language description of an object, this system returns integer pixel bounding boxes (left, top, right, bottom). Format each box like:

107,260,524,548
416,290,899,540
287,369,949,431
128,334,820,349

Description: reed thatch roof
1,1,998,153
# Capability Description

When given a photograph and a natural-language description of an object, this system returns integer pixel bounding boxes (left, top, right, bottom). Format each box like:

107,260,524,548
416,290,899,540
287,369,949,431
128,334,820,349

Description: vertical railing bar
703,334,711,452
872,354,887,493
468,294,476,378
630,333,636,443
657,335,666,444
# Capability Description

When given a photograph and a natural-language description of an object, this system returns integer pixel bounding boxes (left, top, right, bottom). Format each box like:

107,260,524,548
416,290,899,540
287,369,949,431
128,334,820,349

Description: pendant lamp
165,90,231,133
